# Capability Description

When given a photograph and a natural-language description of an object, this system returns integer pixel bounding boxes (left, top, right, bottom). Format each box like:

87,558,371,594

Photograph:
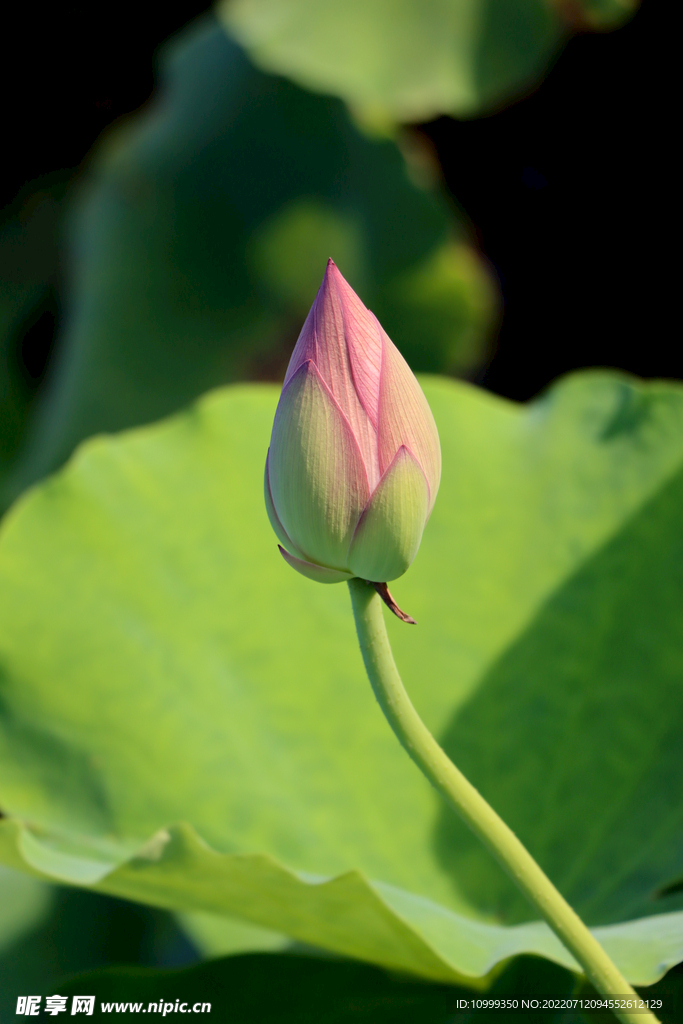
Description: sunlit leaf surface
0,374,681,983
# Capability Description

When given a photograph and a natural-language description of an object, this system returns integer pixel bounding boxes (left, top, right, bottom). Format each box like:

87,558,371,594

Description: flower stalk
347,578,660,1024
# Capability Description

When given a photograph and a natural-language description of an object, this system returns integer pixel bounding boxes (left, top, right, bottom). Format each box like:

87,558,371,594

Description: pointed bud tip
321,257,357,303
324,258,341,283
318,257,341,295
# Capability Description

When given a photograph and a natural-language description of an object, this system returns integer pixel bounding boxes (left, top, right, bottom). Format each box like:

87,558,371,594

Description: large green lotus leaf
219,0,639,123
1,17,497,509
2,818,681,987
0,375,682,985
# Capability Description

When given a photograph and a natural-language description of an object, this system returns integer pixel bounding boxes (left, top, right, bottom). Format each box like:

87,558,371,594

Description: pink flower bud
265,259,441,587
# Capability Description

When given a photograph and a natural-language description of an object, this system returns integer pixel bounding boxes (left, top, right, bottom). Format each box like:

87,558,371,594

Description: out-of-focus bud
265,259,441,599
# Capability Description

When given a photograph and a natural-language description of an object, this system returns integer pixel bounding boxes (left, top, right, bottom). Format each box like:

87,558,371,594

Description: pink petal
376,322,441,513
330,263,383,431
284,260,381,490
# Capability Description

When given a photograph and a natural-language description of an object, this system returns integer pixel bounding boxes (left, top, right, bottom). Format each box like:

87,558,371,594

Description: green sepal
347,446,429,582
278,546,354,583
268,361,369,571
264,451,308,561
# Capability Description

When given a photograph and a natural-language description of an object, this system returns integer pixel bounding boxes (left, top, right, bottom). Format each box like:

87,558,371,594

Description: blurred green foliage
53,952,585,1023
0,866,53,955
1,374,682,985
0,886,198,1021
47,954,683,1024
0,179,68,476
219,0,639,123
0,16,497,510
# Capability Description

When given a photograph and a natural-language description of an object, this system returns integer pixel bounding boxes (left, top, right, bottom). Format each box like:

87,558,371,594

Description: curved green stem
348,578,659,1024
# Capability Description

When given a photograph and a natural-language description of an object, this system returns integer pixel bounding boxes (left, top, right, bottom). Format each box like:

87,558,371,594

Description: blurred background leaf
0,865,53,955
47,953,683,1024
0,374,682,984
571,0,640,29
0,885,199,1021
219,0,638,124
0,16,498,511
0,0,665,512
51,951,587,1023
0,178,69,486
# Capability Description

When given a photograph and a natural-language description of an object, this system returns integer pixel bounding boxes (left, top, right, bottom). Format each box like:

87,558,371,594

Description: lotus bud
265,259,440,620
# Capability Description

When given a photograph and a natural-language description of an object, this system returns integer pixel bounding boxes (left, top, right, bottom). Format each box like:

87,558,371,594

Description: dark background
1,0,672,403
